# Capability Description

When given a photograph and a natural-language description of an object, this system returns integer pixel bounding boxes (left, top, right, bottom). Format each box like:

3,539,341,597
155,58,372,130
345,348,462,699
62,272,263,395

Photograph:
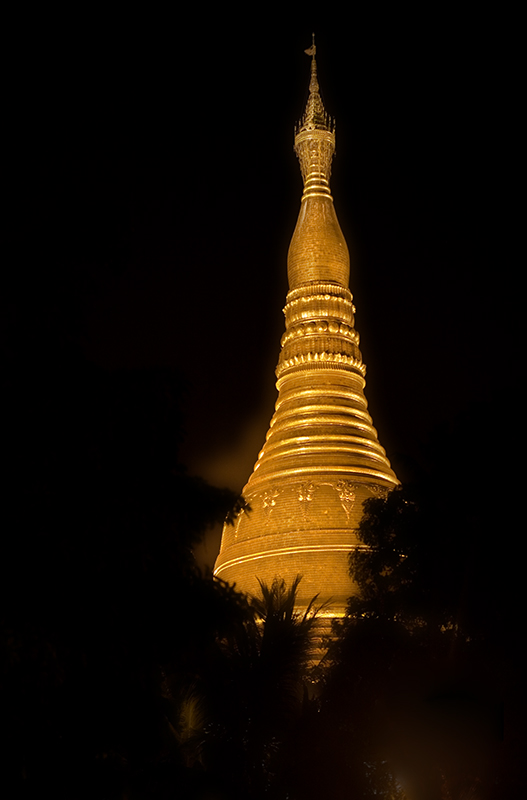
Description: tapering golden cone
214,50,398,620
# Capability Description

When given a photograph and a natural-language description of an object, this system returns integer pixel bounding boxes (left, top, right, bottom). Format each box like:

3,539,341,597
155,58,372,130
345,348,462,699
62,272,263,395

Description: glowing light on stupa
214,39,398,621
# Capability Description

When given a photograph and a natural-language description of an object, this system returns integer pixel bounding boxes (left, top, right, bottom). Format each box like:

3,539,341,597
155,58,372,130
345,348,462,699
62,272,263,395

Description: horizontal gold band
249,464,399,485
215,542,365,576
301,191,334,200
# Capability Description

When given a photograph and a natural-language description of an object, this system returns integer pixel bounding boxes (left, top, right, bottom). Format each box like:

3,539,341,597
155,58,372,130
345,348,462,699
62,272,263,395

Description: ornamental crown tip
304,32,316,58
296,38,334,137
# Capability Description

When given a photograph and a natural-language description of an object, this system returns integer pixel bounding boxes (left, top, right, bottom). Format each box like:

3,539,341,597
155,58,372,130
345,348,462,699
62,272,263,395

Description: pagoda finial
304,32,316,57
305,33,319,95
297,34,330,134
293,37,336,201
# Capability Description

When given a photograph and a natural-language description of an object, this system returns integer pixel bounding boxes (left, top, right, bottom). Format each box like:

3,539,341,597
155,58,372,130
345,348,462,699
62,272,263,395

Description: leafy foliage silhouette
322,405,525,799
178,575,321,799
1,278,248,798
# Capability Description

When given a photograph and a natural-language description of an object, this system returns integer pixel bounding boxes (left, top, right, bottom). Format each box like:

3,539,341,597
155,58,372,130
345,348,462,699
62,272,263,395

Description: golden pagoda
214,43,398,622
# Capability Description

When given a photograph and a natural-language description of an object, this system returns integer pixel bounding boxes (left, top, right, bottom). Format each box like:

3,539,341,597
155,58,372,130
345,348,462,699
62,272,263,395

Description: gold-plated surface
288,54,349,290
214,48,398,618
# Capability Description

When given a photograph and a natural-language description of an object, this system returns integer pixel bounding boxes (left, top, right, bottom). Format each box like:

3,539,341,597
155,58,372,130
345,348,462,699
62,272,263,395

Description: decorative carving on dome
336,480,357,520
367,484,391,499
262,488,281,517
298,481,315,503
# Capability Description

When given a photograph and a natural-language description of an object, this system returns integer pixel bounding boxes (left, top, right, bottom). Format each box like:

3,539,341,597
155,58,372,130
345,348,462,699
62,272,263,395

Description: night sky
4,13,521,563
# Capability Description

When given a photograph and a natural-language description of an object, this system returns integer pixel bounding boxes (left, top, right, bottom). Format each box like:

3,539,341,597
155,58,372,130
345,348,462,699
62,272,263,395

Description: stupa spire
297,34,333,135
288,40,348,293
214,45,398,622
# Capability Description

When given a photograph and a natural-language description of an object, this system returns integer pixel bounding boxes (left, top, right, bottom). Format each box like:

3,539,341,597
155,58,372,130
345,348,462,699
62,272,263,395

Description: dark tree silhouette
321,404,525,799
0,263,251,798
178,576,320,799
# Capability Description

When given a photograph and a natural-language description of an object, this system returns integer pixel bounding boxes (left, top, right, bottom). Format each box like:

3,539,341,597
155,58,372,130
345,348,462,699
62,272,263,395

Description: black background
4,11,522,504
